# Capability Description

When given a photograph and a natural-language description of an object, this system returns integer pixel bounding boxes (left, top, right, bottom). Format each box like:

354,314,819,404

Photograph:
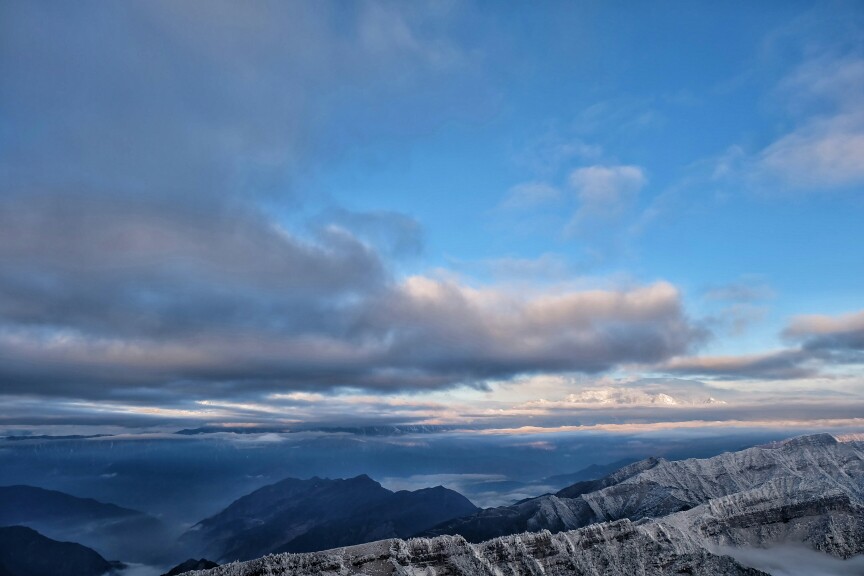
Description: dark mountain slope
161,558,219,576
184,474,477,562
0,526,115,576
0,484,142,524
0,485,172,564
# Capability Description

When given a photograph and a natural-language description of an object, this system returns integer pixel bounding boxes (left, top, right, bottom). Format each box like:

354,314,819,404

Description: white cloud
760,114,864,188
567,165,646,233
757,56,864,190
499,182,562,210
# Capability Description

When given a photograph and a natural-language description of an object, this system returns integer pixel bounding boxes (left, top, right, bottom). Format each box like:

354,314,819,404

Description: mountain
183,474,478,562
522,385,729,408
421,433,863,542
162,558,219,576
539,457,638,493
0,485,173,564
175,527,767,576
0,484,147,524
419,457,663,541
175,424,460,436
176,433,864,576
0,526,117,576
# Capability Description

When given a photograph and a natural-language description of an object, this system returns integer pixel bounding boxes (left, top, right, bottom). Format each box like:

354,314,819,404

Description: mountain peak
179,435,864,576
777,433,838,449
185,473,476,562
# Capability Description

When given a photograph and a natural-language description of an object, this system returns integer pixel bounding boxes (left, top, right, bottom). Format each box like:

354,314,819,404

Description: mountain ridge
183,473,478,562
0,484,172,564
178,433,864,576
420,432,862,542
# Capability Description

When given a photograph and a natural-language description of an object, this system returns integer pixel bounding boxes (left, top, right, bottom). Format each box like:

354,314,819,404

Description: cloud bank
0,192,702,400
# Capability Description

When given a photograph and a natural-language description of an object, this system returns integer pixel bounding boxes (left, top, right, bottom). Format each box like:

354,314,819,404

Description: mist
717,545,864,576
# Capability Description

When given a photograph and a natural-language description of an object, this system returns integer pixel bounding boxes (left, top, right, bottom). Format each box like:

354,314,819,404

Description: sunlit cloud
474,418,864,436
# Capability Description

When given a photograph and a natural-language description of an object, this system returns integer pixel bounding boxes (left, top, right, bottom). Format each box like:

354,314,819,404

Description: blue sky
1,0,863,435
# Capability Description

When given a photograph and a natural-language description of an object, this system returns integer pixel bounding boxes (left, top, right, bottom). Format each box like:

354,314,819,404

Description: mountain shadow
0,525,117,576
0,485,174,565
183,474,477,562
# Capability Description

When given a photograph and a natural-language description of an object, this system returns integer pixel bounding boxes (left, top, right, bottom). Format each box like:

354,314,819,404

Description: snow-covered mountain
523,385,728,408
180,434,864,576
423,432,861,541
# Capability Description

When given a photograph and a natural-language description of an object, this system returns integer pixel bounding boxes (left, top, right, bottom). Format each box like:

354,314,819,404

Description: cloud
0,184,703,401
704,277,775,303
659,307,864,380
0,192,387,340
701,278,774,336
311,208,424,258
519,382,726,409
759,114,864,189
474,417,864,437
498,183,562,210
716,544,864,576
481,254,573,281
1,1,473,204
757,55,864,190
327,278,702,394
784,310,864,352
659,351,818,381
567,165,646,233
0,208,703,398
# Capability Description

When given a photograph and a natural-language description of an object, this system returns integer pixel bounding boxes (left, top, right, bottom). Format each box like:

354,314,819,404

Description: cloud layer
659,308,864,380
0,191,702,400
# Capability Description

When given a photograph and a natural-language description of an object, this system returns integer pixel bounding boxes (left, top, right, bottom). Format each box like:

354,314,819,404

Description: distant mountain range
175,424,463,436
0,485,173,565
181,434,864,576
2,433,862,575
182,474,478,562
547,386,726,406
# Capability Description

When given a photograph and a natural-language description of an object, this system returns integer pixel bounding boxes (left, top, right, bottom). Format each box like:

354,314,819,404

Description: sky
1,0,863,438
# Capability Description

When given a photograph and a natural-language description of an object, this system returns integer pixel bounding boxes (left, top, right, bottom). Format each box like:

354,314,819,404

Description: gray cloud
659,308,864,380
352,279,703,380
0,210,704,398
1,0,473,201
784,310,864,353
0,1,703,410
659,350,819,380
311,208,424,258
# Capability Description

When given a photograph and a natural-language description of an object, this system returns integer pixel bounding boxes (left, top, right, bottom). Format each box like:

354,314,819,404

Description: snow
180,435,864,576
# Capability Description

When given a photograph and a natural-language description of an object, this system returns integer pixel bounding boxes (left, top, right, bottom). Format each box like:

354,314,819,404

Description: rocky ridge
179,434,864,576
423,432,863,542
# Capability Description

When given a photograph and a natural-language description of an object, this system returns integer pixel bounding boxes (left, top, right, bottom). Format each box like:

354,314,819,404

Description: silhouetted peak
347,474,380,487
